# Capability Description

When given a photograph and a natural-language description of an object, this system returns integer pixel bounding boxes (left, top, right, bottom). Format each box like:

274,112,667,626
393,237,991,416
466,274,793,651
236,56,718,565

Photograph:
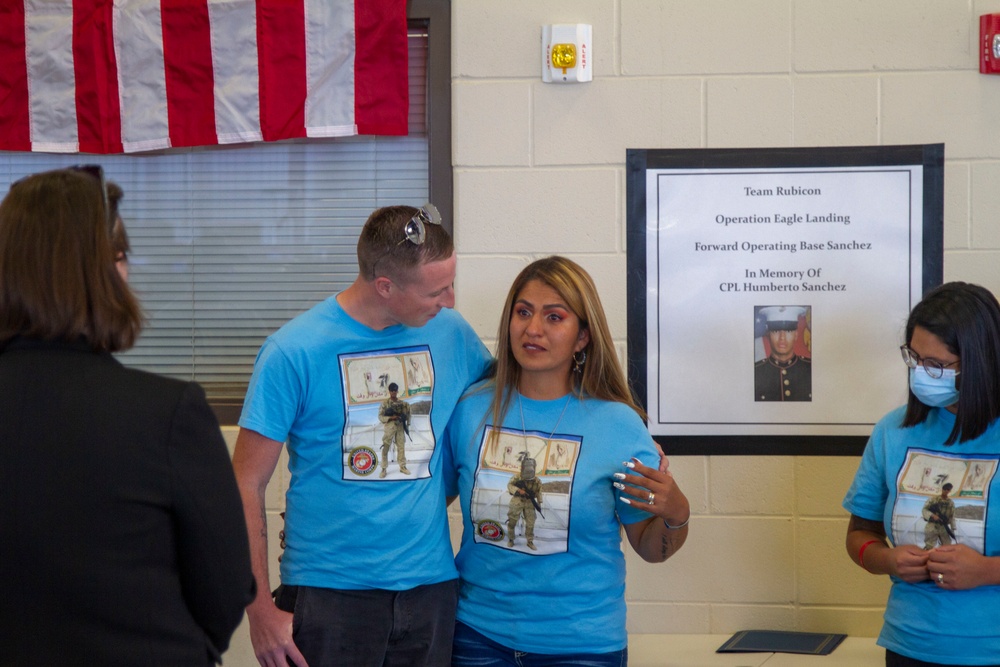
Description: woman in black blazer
0,167,255,666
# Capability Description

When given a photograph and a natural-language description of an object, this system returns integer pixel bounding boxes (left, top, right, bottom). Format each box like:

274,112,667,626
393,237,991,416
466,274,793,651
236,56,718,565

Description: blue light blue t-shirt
843,405,1000,665
240,296,492,591
443,386,659,654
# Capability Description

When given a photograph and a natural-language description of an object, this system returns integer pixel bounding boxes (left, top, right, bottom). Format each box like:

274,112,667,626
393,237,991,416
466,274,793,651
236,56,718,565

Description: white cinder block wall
222,1,1000,663
449,0,1000,638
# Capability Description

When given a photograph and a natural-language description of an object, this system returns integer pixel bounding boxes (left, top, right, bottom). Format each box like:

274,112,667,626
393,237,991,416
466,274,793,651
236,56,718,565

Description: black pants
886,649,1000,667
275,580,459,667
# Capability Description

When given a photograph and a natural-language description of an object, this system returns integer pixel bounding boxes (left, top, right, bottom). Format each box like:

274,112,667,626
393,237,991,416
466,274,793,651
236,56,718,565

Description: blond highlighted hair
479,256,645,446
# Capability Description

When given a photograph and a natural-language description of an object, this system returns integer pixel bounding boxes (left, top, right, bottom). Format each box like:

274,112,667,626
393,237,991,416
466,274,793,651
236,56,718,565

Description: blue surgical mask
909,366,960,408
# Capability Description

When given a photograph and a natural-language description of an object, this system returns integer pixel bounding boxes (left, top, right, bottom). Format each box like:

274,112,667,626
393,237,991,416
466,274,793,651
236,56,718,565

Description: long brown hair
482,256,645,444
0,169,143,351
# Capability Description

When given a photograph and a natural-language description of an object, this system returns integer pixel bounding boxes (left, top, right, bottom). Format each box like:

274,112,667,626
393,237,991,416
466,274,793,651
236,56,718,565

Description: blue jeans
276,580,458,666
451,620,628,667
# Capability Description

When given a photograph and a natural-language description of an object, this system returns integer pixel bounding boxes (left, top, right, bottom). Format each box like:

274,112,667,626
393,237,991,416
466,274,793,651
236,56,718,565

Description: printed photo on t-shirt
469,425,582,555
891,448,998,554
339,346,435,481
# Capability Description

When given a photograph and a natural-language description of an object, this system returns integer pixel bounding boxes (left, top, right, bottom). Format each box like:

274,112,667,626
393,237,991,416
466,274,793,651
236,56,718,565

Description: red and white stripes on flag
0,0,408,154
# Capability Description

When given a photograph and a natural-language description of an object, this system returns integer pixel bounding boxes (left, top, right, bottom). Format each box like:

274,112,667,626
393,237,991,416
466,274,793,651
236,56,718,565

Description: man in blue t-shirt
232,204,492,667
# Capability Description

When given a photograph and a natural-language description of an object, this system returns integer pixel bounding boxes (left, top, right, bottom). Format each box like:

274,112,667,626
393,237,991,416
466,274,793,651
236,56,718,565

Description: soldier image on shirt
378,382,412,478
507,454,543,551
754,305,812,402
923,482,957,548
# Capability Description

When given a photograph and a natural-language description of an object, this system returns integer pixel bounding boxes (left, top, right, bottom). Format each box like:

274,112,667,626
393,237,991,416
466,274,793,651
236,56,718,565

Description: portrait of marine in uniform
754,305,812,402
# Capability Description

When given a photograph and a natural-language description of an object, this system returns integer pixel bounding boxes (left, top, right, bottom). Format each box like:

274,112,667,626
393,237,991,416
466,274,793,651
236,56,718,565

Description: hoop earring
573,350,587,373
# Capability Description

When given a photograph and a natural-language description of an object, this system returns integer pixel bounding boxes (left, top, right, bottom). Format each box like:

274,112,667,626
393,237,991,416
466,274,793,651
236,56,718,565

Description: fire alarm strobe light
980,13,1000,74
542,24,592,83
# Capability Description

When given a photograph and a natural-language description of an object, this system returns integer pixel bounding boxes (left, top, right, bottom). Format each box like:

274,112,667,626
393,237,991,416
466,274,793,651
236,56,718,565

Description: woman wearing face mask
843,281,1000,667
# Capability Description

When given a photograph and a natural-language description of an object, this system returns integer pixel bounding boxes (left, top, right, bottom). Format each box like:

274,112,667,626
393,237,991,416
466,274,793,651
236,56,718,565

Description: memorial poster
626,146,944,455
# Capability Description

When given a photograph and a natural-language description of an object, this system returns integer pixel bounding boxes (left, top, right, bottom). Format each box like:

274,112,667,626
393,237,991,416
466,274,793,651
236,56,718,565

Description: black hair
901,282,1000,444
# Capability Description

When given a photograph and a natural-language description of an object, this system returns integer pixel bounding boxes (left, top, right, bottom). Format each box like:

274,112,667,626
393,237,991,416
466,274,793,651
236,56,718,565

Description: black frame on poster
626,144,944,456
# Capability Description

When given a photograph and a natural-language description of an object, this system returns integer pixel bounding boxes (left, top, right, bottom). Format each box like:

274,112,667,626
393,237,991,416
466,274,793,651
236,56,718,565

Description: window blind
0,28,429,405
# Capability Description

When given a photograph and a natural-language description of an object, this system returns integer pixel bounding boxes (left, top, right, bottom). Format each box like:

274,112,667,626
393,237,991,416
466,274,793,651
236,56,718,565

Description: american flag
0,0,408,154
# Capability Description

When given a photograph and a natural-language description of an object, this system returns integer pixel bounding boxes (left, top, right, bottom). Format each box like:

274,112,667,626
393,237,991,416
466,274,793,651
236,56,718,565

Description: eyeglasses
900,344,960,379
68,164,112,233
398,203,442,245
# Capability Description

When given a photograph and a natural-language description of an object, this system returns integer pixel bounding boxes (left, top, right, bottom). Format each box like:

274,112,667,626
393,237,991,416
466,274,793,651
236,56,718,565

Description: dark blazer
0,338,255,666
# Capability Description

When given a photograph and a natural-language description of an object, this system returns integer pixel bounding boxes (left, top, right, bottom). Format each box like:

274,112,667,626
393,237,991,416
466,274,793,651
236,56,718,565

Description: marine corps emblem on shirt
476,519,505,542
349,446,378,476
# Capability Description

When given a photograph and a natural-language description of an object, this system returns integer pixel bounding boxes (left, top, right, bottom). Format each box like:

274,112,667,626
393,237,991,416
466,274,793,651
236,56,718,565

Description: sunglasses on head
398,203,442,246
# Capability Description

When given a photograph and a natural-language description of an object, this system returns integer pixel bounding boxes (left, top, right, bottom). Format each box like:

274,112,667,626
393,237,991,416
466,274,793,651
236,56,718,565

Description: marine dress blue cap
760,306,805,331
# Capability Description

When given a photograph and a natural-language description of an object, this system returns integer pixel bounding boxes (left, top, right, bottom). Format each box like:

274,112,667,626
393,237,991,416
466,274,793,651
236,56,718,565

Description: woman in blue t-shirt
445,256,690,665
843,282,1000,667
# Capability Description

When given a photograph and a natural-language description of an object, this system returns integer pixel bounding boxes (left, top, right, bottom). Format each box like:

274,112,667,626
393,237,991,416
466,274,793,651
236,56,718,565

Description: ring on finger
937,573,944,584
647,492,655,505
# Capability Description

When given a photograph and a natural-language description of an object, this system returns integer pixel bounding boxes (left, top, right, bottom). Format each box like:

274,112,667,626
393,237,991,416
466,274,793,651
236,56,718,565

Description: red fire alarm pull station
981,14,1000,74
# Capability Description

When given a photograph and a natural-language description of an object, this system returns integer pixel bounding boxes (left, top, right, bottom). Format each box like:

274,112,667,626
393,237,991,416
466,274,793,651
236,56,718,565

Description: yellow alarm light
542,24,592,83
551,43,576,72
